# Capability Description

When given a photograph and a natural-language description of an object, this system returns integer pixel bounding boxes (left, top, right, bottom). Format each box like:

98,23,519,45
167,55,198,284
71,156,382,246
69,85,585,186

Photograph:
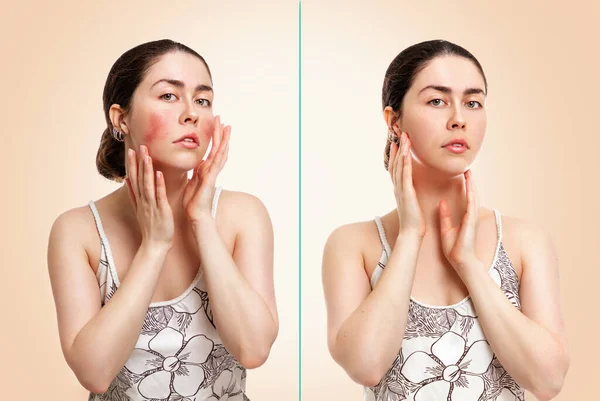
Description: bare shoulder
50,205,97,245
324,220,381,268
217,189,267,213
500,213,553,244
216,189,272,233
48,205,98,270
327,220,379,249
217,189,269,218
498,213,556,268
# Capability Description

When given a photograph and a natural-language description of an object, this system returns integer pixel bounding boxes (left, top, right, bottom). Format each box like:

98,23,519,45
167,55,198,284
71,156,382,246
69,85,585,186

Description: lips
173,133,199,145
442,138,469,148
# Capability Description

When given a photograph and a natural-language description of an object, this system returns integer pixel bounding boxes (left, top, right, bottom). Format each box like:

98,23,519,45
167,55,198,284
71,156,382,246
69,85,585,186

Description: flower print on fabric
203,368,246,401
87,194,247,401
400,331,493,400
125,327,214,399
365,212,526,401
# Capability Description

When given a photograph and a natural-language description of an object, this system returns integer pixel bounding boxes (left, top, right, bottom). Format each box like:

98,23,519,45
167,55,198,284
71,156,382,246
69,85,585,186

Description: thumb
439,200,455,255
439,200,453,234
125,178,137,212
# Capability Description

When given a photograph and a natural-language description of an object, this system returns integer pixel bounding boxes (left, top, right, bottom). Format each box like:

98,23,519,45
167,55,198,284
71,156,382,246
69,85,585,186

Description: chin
418,157,472,178
443,162,473,177
153,153,205,172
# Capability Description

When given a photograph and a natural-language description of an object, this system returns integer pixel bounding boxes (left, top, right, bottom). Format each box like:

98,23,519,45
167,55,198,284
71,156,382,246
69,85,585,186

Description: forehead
411,55,485,93
143,51,212,87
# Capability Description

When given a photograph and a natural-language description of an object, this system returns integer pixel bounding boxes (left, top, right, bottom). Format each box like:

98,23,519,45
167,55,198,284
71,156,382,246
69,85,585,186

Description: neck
408,161,468,232
117,167,192,230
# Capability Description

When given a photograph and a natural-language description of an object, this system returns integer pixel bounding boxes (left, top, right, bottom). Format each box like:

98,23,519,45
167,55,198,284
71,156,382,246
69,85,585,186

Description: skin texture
47,51,278,394
323,55,569,400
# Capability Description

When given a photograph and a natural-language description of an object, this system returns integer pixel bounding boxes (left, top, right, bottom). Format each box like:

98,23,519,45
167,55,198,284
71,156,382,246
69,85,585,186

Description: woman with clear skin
47,39,278,400
322,40,569,401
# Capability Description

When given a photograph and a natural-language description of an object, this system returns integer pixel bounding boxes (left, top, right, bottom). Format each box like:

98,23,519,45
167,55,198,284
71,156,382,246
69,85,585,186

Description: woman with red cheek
47,39,278,401
323,40,569,401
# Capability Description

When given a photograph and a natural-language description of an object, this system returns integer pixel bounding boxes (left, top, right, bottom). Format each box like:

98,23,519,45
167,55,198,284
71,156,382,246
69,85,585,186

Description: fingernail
145,156,149,163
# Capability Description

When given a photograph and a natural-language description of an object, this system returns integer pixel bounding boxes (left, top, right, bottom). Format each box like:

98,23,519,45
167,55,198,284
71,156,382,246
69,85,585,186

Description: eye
161,93,177,101
428,99,445,107
466,100,482,109
196,98,211,107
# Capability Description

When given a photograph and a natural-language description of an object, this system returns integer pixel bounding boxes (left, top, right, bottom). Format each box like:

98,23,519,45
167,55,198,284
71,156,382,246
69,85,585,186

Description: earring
112,127,125,142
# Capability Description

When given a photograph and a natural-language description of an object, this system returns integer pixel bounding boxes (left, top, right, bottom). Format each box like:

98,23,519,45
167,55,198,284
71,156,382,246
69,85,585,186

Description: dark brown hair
96,39,212,182
382,39,487,170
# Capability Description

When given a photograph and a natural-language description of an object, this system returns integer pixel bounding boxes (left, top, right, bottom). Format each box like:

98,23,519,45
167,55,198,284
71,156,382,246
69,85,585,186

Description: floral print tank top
364,210,524,401
87,187,248,401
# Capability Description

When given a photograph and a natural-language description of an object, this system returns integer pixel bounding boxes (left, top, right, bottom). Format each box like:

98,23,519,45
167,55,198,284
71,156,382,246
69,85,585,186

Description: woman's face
395,55,487,177
122,51,215,172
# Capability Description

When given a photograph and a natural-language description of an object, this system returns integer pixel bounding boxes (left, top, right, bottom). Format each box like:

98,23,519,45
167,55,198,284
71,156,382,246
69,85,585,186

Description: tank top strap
88,200,121,287
86,187,221,290
374,216,392,260
493,209,503,243
212,186,223,219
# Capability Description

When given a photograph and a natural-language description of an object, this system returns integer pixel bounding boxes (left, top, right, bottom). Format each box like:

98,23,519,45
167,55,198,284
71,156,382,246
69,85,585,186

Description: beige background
2,1,599,400
302,0,599,400
0,1,297,400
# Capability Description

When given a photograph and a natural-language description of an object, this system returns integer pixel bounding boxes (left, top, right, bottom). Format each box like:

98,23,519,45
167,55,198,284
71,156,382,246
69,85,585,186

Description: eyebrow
150,79,213,93
418,85,486,96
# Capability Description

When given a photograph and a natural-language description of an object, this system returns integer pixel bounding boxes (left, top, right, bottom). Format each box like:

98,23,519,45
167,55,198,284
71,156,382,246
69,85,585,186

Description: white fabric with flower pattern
87,187,248,401
365,210,524,401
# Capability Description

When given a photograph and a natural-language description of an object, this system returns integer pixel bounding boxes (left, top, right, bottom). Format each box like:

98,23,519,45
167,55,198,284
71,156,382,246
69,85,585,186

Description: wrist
398,229,425,243
190,212,217,233
455,259,485,283
139,240,172,257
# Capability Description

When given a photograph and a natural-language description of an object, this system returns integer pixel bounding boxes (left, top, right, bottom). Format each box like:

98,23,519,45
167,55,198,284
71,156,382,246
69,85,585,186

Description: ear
383,106,401,137
109,104,130,135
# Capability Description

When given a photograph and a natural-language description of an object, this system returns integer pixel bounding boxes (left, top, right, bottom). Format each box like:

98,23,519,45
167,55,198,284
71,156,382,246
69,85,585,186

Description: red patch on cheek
199,118,216,144
143,113,168,143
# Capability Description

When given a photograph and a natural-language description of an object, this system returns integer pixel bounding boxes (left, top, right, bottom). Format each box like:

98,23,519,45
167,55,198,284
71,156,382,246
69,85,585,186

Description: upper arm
47,210,102,364
322,225,371,353
222,191,277,324
518,221,568,348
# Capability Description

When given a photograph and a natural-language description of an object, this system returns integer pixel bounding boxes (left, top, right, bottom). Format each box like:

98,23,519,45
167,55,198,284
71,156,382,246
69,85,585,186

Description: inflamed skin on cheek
143,113,169,144
199,117,215,145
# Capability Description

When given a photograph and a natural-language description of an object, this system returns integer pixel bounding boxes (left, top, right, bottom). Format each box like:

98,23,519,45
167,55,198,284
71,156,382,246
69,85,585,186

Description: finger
155,171,168,209
223,142,229,165
469,170,480,211
125,178,137,211
207,116,222,162
218,125,230,155
402,137,414,193
388,140,398,178
223,134,230,165
143,154,156,207
219,126,231,169
138,145,146,200
127,148,139,199
215,120,224,150
439,199,453,234
465,170,477,225
209,127,230,176
212,122,226,161
204,124,230,176
439,199,457,255
396,133,406,189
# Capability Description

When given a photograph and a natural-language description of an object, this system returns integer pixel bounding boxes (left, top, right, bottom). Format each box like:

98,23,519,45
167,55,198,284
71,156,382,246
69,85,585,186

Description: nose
447,105,466,130
179,100,198,125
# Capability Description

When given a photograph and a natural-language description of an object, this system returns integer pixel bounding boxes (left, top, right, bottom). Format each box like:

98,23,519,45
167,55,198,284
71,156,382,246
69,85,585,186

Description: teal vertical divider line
298,1,302,401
